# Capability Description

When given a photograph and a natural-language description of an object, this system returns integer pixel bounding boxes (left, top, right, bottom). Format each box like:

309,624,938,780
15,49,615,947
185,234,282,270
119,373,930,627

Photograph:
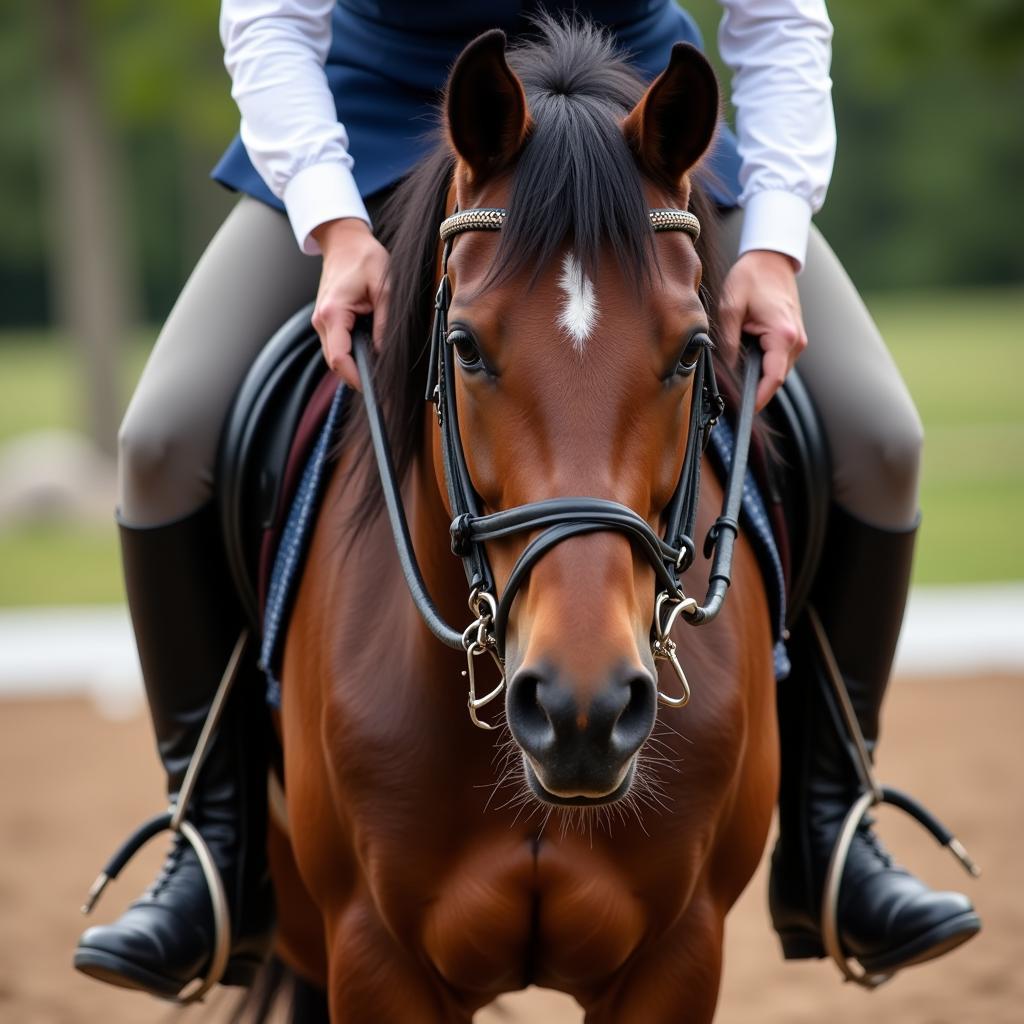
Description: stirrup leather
806,607,980,989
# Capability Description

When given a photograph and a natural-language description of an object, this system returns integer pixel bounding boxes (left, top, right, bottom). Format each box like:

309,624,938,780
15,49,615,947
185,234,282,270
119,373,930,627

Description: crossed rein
353,205,762,728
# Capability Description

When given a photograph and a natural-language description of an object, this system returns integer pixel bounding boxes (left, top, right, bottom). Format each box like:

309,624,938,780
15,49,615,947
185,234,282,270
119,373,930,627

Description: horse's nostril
610,670,657,756
507,668,555,754
508,663,656,758
507,663,656,800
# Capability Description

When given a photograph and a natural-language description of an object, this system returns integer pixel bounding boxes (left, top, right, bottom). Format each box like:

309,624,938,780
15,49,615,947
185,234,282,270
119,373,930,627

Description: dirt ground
1,674,1021,1024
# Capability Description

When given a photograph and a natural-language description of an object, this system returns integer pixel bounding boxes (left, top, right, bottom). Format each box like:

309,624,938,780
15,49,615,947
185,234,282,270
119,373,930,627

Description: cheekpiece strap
431,200,708,644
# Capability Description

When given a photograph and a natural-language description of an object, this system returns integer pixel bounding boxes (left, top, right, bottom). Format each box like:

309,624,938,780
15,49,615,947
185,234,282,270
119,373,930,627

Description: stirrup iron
79,630,251,1003
806,608,980,989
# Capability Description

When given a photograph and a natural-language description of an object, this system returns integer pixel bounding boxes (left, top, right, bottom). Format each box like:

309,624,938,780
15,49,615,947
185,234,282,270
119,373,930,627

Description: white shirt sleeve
718,0,836,269
220,0,370,255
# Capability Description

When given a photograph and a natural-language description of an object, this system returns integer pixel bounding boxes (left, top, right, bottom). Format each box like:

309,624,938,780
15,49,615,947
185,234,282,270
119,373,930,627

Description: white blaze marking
557,253,598,352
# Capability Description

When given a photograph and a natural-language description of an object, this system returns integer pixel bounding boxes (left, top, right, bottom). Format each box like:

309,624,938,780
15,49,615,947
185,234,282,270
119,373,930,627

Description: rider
75,0,979,997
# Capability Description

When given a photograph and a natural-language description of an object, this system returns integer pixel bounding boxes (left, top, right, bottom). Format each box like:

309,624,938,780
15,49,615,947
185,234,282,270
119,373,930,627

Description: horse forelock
493,14,658,292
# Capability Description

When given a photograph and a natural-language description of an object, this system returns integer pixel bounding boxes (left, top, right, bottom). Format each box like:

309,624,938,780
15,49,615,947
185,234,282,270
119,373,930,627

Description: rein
353,205,762,728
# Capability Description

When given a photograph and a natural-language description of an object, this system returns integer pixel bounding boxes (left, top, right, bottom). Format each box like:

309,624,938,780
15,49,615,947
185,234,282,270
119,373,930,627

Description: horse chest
322,712,656,992
371,829,656,995
317,666,735,999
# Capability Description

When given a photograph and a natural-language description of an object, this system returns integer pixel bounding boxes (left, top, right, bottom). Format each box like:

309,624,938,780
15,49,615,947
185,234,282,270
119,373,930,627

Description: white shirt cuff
283,162,371,255
737,189,814,271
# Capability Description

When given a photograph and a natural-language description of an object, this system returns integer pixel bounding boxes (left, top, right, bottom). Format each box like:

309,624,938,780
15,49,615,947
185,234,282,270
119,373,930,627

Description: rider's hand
718,249,808,412
311,217,390,391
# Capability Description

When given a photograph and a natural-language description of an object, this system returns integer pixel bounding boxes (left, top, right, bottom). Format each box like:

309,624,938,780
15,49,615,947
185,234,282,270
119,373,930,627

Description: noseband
353,205,761,728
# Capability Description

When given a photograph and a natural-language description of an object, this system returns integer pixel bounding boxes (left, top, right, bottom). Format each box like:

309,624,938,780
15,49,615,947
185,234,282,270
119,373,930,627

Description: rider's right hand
311,217,390,391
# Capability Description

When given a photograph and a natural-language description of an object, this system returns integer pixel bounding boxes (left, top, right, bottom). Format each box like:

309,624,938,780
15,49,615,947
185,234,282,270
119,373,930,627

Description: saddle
749,365,831,627
216,306,830,678
218,303,328,628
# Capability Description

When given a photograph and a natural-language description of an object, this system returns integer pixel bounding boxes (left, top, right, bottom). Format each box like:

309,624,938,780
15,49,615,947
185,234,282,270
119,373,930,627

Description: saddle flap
216,304,332,626
762,370,831,626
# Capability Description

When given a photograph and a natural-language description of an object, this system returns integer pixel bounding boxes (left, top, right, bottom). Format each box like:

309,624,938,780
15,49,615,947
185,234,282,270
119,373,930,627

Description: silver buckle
652,591,698,707
461,590,505,730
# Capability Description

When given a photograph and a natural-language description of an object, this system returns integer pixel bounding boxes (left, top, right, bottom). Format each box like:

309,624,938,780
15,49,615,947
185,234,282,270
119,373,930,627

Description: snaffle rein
353,205,762,728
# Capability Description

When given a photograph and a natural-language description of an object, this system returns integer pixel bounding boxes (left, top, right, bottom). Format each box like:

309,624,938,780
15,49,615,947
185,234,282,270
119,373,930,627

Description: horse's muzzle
506,661,657,803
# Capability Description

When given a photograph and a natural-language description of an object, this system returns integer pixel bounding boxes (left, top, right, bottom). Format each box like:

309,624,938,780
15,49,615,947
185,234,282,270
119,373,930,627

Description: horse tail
233,957,330,1024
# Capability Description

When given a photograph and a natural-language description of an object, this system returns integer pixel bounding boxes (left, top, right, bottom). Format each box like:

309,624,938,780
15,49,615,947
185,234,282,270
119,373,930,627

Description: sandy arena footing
1,674,1020,1023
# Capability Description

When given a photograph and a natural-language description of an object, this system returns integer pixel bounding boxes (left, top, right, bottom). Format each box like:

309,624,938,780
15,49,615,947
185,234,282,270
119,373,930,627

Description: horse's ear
623,43,719,188
446,29,529,183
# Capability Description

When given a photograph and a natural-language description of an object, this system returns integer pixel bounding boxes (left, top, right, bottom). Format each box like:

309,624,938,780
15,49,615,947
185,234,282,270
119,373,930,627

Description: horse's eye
676,331,710,376
447,329,484,372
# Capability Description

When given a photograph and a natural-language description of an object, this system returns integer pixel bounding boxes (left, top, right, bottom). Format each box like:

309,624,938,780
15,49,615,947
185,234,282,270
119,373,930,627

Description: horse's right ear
623,43,719,189
446,29,529,184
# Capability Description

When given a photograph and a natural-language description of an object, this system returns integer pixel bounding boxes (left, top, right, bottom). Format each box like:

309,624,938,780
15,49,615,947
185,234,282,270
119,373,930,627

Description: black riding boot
770,505,980,975
74,505,274,997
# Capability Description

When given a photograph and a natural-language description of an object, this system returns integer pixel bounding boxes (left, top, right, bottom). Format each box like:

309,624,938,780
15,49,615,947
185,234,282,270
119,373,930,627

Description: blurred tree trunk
40,0,134,457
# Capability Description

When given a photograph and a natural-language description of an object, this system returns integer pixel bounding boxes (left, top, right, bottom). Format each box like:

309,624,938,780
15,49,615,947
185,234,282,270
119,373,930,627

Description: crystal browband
439,207,701,243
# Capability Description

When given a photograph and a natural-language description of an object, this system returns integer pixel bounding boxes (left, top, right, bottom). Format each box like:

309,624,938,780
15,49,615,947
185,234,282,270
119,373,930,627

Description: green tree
683,0,1024,289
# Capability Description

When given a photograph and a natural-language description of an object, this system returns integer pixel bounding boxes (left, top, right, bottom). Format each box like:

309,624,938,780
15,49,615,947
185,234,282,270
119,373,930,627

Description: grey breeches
119,198,922,530
717,209,923,530
119,198,321,525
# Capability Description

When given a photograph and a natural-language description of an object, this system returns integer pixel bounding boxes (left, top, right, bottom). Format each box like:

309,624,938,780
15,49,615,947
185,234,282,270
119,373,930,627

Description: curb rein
354,205,763,729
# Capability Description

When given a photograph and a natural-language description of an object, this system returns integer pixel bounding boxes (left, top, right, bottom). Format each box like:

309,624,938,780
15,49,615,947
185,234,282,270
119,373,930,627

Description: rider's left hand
718,249,808,412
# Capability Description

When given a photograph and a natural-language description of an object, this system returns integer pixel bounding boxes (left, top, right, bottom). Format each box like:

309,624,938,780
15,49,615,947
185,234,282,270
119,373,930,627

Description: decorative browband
439,208,507,241
648,208,701,239
439,207,701,243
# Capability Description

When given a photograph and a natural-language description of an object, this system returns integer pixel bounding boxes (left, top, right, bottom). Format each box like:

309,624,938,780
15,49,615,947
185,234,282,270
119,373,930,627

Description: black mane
339,15,728,520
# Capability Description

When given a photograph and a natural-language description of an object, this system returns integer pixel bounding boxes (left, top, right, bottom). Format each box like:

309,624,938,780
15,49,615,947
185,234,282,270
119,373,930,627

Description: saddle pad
261,382,348,707
260,392,789,707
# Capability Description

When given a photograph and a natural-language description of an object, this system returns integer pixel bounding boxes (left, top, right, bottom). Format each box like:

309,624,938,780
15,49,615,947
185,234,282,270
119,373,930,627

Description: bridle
353,204,762,729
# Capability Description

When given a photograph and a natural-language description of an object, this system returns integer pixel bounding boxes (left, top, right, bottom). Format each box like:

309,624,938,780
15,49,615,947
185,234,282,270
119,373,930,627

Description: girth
353,203,762,727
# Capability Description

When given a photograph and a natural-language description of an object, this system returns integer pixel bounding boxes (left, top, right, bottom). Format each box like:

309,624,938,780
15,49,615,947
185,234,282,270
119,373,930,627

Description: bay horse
270,20,777,1023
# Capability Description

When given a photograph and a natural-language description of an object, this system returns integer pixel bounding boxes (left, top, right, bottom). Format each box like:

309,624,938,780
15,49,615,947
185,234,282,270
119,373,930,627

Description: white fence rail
1,584,1022,717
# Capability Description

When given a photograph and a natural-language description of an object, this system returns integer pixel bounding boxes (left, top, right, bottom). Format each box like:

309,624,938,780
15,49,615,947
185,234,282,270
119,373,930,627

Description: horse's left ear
446,29,530,184
623,43,719,188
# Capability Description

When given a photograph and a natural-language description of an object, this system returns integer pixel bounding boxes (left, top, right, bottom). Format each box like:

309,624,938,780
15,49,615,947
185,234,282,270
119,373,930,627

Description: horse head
436,24,720,804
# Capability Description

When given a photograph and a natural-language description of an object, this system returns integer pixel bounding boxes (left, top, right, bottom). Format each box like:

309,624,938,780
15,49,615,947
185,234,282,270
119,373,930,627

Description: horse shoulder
691,468,778,910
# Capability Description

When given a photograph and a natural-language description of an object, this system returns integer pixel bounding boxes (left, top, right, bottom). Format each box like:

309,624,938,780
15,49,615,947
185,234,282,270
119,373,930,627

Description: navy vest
212,1,740,209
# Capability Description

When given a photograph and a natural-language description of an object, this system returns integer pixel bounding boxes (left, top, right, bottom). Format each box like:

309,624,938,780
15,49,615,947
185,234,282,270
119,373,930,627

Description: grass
0,330,151,605
0,287,1021,606
869,288,1024,585
0,328,152,446
0,522,123,605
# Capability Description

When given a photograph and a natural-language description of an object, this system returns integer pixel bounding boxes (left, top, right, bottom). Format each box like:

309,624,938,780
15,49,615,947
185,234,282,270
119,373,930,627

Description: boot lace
856,815,895,869
145,833,190,899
